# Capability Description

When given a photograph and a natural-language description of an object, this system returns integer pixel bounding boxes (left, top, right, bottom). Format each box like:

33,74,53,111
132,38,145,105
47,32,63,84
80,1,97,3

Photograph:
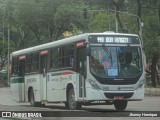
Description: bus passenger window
26,55,31,74
50,47,61,70
12,57,18,76
62,44,74,68
19,60,25,77
32,53,39,72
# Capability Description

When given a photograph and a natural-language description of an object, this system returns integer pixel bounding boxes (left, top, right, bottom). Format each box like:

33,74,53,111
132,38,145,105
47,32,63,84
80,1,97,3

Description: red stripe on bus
61,72,73,75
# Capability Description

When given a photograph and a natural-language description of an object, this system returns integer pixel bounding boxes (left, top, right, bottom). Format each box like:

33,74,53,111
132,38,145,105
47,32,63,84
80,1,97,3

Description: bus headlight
88,79,101,90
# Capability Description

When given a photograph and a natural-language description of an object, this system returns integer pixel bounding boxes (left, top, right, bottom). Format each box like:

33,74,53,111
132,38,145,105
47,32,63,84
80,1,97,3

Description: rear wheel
29,88,43,107
67,88,81,110
64,102,69,109
114,100,128,111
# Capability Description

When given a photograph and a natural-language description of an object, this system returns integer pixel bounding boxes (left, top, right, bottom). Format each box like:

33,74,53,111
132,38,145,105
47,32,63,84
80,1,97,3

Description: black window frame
49,47,62,71
11,57,18,76
49,43,75,72
61,44,74,69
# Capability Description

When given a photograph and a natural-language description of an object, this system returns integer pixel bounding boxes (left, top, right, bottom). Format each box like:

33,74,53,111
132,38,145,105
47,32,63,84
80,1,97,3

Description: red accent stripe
40,50,48,55
61,72,73,75
76,42,84,47
19,55,26,60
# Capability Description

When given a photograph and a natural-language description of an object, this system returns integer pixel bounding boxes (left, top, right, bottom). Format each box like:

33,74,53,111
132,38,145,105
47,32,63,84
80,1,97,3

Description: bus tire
64,102,69,109
67,88,81,110
114,100,128,111
29,88,41,107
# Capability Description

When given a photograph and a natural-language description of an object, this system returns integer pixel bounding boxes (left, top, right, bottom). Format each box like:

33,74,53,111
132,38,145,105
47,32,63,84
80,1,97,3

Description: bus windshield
90,46,142,78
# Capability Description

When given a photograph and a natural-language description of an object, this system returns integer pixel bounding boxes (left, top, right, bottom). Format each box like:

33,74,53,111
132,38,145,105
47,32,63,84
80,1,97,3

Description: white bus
10,32,145,110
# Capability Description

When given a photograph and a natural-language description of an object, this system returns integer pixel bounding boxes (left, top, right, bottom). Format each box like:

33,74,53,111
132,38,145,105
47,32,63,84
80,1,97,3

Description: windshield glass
90,46,142,78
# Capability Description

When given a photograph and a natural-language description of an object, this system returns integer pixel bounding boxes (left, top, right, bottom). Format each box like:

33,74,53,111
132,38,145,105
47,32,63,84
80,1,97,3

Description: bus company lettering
51,76,68,82
27,78,37,83
51,77,59,81
60,76,67,81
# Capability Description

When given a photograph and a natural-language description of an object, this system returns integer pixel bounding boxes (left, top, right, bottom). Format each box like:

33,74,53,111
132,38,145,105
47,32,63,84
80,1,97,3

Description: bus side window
26,54,31,74
50,47,61,70
12,57,18,76
19,60,25,77
62,44,74,68
32,53,39,72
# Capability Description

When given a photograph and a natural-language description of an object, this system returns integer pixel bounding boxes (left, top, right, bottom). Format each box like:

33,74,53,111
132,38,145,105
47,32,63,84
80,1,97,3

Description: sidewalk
145,88,160,96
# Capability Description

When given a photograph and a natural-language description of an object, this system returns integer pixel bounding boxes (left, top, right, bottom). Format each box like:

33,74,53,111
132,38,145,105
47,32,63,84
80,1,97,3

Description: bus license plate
114,96,124,100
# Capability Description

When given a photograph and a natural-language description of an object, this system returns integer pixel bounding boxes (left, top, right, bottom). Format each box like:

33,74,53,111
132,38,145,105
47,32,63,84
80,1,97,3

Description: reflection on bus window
118,47,142,78
90,46,142,78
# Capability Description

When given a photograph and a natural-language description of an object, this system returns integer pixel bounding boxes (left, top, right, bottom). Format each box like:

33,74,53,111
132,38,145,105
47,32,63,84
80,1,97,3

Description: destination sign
88,35,140,44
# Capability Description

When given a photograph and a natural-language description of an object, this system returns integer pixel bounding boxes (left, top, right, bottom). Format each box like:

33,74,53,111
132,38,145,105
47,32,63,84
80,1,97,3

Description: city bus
10,32,145,110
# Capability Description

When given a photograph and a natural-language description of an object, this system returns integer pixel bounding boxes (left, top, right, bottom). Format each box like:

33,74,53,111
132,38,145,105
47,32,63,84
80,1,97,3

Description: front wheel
67,88,81,110
114,100,128,111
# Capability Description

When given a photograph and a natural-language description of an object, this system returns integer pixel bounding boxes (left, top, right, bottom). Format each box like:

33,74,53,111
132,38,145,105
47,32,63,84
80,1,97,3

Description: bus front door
77,47,86,99
40,54,48,101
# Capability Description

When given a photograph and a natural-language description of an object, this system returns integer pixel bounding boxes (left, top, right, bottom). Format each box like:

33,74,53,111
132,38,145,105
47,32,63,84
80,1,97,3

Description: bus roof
11,32,139,57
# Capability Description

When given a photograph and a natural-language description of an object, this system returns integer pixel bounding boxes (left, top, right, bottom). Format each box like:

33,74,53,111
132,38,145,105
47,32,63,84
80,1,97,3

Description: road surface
0,87,159,120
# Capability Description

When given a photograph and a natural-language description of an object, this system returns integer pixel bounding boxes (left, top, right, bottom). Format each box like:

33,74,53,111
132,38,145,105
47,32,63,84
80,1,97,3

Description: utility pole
115,7,118,33
7,22,10,85
88,9,143,47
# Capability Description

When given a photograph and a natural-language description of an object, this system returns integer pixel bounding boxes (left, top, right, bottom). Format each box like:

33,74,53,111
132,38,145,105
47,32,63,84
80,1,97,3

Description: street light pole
89,9,143,47
106,9,143,46
7,22,10,86
115,7,118,33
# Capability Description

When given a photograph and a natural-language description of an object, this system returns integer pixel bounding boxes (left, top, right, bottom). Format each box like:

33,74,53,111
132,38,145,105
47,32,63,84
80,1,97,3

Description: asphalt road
0,87,160,120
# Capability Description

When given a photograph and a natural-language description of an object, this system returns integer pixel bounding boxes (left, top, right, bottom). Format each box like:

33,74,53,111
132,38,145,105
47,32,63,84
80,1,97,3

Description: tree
89,12,115,32
141,0,160,87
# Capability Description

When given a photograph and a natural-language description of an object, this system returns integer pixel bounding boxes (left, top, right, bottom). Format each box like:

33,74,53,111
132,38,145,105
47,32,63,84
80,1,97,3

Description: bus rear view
85,33,145,110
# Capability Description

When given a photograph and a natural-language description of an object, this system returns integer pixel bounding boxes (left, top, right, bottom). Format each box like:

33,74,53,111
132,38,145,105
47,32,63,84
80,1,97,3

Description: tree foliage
0,0,160,71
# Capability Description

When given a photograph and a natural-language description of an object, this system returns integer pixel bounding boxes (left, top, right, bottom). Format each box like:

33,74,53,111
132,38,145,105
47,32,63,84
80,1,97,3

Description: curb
145,88,160,96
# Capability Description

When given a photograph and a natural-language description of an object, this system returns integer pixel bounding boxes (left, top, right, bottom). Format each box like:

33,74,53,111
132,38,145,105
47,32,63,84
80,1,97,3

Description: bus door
40,50,48,101
76,46,86,99
18,56,26,102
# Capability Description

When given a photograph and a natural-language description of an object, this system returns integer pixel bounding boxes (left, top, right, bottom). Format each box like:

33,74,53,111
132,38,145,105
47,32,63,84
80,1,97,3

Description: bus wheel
29,89,41,107
67,88,81,110
64,102,69,109
114,100,128,111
